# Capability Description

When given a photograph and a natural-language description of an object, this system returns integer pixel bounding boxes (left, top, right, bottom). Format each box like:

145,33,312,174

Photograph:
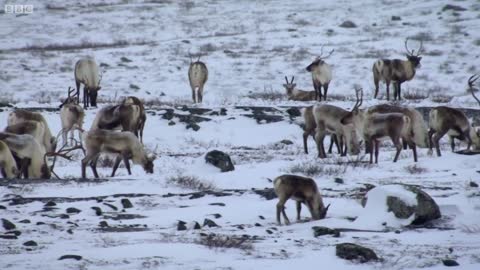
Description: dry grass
288,161,346,177
196,234,253,251
166,175,216,191
405,164,428,174
245,88,285,101
403,90,429,101
2,40,154,53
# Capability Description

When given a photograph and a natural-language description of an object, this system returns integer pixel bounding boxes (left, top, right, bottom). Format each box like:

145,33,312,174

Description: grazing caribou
188,54,208,103
373,38,423,100
75,58,103,108
341,87,417,163
90,103,142,139
7,109,56,153
283,76,316,101
273,174,330,225
306,46,333,101
81,129,156,179
122,96,146,143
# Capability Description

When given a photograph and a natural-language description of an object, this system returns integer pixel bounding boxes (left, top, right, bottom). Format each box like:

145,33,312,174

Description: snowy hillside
1,0,480,269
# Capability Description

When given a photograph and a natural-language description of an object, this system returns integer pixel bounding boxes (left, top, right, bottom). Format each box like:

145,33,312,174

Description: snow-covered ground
1,0,480,269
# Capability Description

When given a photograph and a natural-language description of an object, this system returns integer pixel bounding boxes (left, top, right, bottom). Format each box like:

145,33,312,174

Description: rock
280,139,293,145
121,198,133,209
6,230,21,236
23,240,38,247
91,206,102,216
168,120,176,126
2,218,16,230
469,181,478,188
177,221,187,231
336,243,378,263
67,229,73,234
209,202,225,207
45,201,56,207
212,213,222,219
189,193,205,199
266,229,273,234
258,215,265,220
186,122,200,131
286,107,301,117
220,108,227,116
0,205,6,210
364,185,441,225
205,150,235,172
391,16,401,21
58,255,83,261
66,207,81,214
120,56,132,63
36,222,45,225
339,20,357,28
162,109,174,120
335,178,344,184
129,84,140,90
99,221,109,228
0,234,17,239
442,5,467,12
19,219,30,223
59,214,70,219
253,188,277,200
103,203,118,211
193,222,202,230
443,259,459,267
312,226,340,237
254,223,262,227
203,218,218,227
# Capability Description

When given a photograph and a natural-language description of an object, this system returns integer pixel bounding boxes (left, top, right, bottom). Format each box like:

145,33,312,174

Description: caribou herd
0,39,480,225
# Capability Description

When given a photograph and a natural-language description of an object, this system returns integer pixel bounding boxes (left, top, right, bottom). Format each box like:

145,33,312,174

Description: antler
97,70,104,86
285,76,289,84
468,74,480,106
405,38,423,56
44,131,85,179
319,45,335,59
290,76,295,84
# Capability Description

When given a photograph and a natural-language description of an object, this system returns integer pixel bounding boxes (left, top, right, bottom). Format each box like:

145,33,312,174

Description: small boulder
205,150,235,172
203,218,218,227
391,16,401,21
58,255,83,261
334,178,344,184
442,259,459,267
336,243,378,263
0,205,6,210
45,201,56,207
279,139,293,145
286,107,301,117
193,222,202,230
121,198,133,209
186,122,200,131
91,206,102,216
339,20,357,28
2,218,16,230
469,181,478,188
442,5,467,12
177,221,187,231
23,240,38,247
66,207,81,214
312,226,340,237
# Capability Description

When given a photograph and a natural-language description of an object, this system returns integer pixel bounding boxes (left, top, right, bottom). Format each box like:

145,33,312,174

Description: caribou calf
283,76,316,101
0,141,19,179
428,106,472,157
81,129,156,179
60,100,85,146
273,174,330,225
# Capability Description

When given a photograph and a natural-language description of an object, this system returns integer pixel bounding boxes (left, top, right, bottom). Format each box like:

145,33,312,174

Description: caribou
90,103,142,139
302,106,341,155
273,174,330,225
283,76,316,101
81,129,156,179
341,87,417,163
75,58,103,108
0,140,19,179
373,38,423,100
7,109,57,153
122,96,146,143
306,46,333,101
188,54,208,103
60,97,85,147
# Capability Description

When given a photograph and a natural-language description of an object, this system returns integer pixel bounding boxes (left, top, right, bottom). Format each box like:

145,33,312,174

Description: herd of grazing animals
0,42,479,226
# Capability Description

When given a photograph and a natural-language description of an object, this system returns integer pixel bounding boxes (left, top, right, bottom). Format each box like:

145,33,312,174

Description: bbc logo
5,4,34,14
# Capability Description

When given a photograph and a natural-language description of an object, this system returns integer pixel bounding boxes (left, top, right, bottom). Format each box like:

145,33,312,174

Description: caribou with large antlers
341,87,417,163
306,46,333,101
283,76,316,101
75,58,103,108
373,38,423,100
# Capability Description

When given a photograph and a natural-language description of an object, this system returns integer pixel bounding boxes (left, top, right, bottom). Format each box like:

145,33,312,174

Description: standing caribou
0,140,19,179
306,46,333,101
373,38,423,100
81,129,156,179
283,76,316,101
188,54,208,103
75,58,103,108
428,75,480,156
302,106,341,155
60,97,85,147
341,87,417,164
